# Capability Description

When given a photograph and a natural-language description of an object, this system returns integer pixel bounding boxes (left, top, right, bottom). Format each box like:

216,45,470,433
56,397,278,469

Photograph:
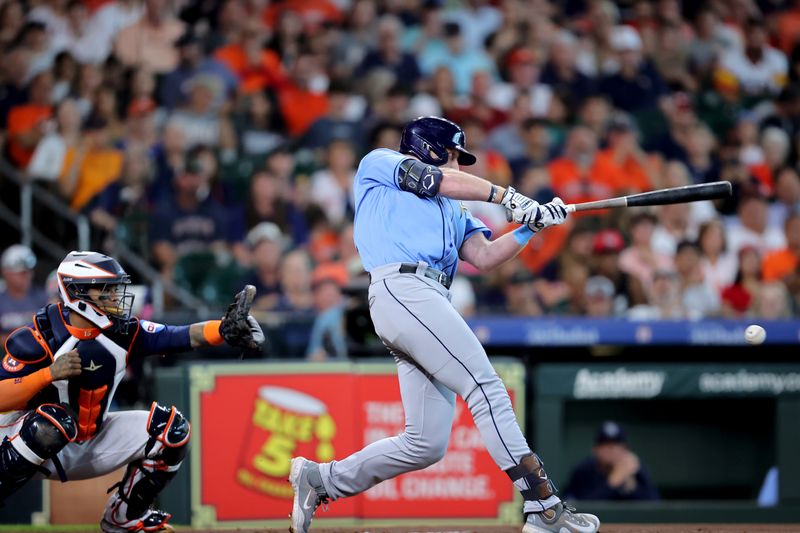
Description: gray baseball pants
317,264,560,514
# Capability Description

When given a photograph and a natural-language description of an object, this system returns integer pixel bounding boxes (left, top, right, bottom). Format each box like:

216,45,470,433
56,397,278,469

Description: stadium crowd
1,0,800,346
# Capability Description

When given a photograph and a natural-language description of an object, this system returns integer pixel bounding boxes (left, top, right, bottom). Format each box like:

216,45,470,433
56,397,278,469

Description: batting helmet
399,116,477,167
57,251,134,332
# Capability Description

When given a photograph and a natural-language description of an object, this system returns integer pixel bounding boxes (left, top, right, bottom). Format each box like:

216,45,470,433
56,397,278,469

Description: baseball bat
564,181,732,213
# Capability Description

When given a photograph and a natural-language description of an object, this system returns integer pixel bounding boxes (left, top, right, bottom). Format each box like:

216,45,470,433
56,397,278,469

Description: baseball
745,324,766,345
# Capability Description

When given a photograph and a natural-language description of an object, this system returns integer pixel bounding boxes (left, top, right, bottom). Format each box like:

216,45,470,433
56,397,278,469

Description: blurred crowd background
2,0,800,354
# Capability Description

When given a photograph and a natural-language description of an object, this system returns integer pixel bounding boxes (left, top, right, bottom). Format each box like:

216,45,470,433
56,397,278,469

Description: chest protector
32,304,136,441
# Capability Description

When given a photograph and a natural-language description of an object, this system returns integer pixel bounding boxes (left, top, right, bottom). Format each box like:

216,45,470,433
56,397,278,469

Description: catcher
0,251,263,532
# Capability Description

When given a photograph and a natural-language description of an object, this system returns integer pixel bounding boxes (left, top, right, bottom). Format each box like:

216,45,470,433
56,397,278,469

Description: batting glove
501,186,540,225
527,197,568,233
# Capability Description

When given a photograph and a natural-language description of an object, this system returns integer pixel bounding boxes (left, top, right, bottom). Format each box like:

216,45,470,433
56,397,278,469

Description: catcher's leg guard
102,403,190,532
506,453,557,503
0,404,77,503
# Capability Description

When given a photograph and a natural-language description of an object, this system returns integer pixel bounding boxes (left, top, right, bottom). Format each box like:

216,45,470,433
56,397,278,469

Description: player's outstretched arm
438,168,505,203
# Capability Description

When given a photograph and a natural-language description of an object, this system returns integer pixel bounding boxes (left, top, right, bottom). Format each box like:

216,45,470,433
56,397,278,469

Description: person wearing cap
583,275,617,317
591,228,647,310
599,25,668,114
564,421,659,501
592,112,653,194
0,245,48,342
306,263,350,361
487,46,551,116
159,30,237,110
149,150,230,279
240,222,287,311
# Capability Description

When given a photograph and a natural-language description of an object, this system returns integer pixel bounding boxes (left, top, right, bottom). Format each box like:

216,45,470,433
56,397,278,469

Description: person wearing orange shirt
6,72,53,168
58,117,124,211
547,125,613,205
762,212,800,283
593,113,653,194
213,20,285,95
278,51,329,137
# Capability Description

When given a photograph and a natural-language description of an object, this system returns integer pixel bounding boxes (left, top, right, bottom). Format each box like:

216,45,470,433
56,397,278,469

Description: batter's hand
51,350,82,381
500,186,540,225
527,197,568,233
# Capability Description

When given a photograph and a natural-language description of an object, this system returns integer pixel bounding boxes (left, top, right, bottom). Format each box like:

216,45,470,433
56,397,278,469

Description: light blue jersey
353,148,491,278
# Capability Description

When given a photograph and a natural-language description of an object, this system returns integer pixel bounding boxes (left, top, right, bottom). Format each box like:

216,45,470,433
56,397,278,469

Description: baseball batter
290,117,600,533
0,251,263,532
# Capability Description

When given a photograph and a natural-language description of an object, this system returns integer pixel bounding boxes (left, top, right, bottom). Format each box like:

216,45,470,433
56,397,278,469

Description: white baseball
744,324,766,345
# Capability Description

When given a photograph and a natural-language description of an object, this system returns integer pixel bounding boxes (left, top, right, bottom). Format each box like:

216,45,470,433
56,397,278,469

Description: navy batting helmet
399,116,477,166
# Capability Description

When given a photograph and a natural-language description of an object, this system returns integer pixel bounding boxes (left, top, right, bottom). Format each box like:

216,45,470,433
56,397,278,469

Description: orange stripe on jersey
77,385,108,440
0,367,53,412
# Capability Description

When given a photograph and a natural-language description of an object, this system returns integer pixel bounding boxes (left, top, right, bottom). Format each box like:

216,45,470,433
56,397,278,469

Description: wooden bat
564,181,733,213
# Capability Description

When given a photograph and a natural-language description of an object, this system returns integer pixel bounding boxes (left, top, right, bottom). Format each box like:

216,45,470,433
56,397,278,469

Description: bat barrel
625,181,732,208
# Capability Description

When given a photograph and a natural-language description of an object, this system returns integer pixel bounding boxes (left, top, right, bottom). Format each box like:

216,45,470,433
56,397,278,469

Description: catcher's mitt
220,285,266,357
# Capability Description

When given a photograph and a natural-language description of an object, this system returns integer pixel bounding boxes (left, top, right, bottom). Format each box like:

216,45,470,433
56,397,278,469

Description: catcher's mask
57,251,135,333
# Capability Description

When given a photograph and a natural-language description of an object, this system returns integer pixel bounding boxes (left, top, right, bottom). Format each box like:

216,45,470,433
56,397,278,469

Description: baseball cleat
522,502,600,533
100,507,174,532
288,456,329,533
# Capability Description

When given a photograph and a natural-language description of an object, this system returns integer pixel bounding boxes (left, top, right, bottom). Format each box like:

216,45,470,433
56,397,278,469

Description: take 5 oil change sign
189,362,524,529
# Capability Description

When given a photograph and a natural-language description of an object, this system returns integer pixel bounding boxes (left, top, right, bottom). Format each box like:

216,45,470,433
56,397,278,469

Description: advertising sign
189,361,525,528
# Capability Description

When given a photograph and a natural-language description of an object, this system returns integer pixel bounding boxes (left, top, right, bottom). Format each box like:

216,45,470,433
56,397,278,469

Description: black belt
398,263,452,289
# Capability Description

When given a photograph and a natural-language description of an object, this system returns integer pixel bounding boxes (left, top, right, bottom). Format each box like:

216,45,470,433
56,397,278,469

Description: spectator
577,94,613,139
306,263,349,361
422,21,495,97
241,222,286,311
276,249,314,313
149,155,229,279
16,21,53,79
442,0,501,53
488,47,550,116
309,139,356,226
593,112,653,194
356,15,421,90
753,281,793,319
277,51,330,138
651,202,693,257
233,91,286,158
628,268,687,320
58,115,124,211
591,228,646,311
619,211,674,295
564,421,660,501
0,47,32,129
114,0,184,73
547,125,612,205
540,30,596,109
6,71,53,169
674,240,721,318
85,0,143,64
599,25,667,114
301,80,364,151
0,1,24,49
0,245,48,342
717,17,787,98
502,268,544,317
725,192,786,256
508,118,552,182
697,220,737,295
447,70,508,132
214,20,284,95
762,213,800,285
583,275,619,317
26,97,80,182
721,246,763,318
167,73,236,150
485,92,533,161
159,31,237,110
767,166,800,228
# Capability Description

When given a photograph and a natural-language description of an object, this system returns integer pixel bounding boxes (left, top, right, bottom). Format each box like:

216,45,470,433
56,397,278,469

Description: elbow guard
397,159,442,198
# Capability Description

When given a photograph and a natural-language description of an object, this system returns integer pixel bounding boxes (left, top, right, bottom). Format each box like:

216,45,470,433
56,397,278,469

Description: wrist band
512,225,536,246
203,320,224,346
487,184,497,203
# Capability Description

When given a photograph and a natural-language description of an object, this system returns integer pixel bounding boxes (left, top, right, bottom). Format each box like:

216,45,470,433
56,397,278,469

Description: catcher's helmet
57,251,134,332
399,116,477,167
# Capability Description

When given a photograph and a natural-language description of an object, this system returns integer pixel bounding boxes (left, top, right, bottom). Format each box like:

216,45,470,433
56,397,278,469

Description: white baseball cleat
522,502,600,533
288,456,329,533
